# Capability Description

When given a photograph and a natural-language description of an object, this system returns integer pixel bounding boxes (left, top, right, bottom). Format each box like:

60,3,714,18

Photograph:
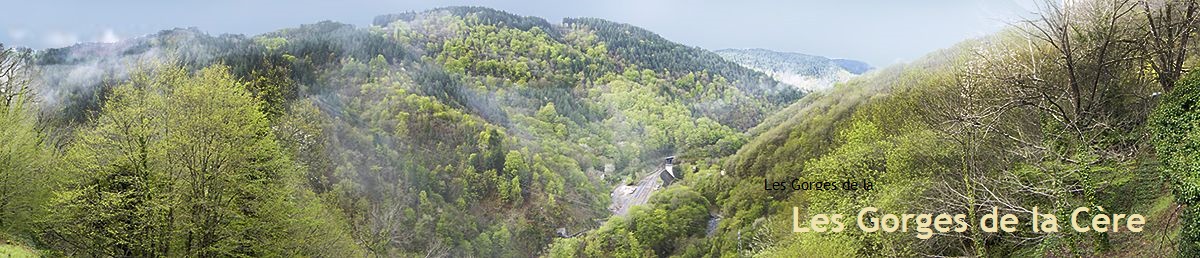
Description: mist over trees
1,1,1199,257
660,0,1200,257
0,6,797,257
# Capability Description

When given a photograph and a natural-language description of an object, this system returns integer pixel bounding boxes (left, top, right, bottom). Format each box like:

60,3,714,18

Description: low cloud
98,29,121,43
44,31,80,48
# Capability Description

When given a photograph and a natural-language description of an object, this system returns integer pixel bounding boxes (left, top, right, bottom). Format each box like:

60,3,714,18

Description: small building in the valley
660,156,679,186
659,169,675,186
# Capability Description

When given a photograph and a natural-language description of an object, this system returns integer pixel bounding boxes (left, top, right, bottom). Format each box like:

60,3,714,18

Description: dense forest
556,0,1200,256
0,6,794,257
621,0,1195,256
1,1,1199,257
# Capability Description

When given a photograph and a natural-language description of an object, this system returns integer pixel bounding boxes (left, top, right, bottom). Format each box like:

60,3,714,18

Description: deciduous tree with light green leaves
0,44,51,239
44,63,361,257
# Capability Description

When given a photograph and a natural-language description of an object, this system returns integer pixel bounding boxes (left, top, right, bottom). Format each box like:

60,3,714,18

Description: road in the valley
609,166,665,216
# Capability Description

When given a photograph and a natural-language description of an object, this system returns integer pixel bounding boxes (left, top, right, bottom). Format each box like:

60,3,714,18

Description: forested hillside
2,1,1199,257
543,0,1195,257
0,6,798,257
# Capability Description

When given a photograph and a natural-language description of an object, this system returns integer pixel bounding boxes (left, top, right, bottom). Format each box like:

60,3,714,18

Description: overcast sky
0,0,1040,66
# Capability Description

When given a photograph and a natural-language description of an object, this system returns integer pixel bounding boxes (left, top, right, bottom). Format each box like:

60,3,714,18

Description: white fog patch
33,40,167,108
98,29,121,43
44,31,80,47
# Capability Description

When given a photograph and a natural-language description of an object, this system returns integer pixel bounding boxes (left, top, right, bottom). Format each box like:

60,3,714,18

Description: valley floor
609,167,665,216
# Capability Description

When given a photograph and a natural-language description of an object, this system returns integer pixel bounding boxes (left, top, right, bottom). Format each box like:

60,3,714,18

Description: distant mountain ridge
830,58,872,74
715,48,872,91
